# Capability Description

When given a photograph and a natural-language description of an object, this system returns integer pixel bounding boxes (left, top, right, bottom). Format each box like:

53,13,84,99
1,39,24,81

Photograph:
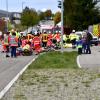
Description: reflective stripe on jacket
42,34,48,42
4,36,9,45
77,45,82,48
9,36,18,46
76,40,82,48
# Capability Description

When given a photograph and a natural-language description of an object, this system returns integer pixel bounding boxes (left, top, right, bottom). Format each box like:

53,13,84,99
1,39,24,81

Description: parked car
75,31,83,38
90,34,99,46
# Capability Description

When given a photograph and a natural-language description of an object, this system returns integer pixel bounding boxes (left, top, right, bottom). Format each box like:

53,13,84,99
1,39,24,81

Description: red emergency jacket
55,33,60,42
32,36,41,47
9,36,18,47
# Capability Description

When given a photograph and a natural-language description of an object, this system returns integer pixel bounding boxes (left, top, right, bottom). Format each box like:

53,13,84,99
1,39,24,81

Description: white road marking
0,56,38,99
77,55,82,68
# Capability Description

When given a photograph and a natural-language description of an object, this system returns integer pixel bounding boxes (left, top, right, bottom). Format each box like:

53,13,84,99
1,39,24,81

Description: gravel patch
1,69,100,100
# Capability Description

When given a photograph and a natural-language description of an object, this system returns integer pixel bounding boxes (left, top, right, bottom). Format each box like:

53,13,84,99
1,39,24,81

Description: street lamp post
6,0,8,32
61,0,64,53
22,1,25,12
58,0,64,52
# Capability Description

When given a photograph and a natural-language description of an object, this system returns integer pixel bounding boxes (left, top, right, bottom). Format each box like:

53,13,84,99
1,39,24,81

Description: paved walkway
59,46,100,70
79,46,100,70
56,46,100,69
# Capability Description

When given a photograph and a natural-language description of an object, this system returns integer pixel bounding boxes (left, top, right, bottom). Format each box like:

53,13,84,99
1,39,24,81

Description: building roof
0,9,11,18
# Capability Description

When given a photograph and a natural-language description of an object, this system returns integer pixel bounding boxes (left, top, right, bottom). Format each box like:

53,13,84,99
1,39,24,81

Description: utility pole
58,0,64,53
22,1,25,12
6,0,8,32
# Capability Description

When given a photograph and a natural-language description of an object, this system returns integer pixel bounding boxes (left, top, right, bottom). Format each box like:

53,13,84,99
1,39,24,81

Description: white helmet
72,30,75,33
11,29,15,33
59,31,61,33
34,31,37,35
49,31,51,34
56,31,58,33
43,30,46,33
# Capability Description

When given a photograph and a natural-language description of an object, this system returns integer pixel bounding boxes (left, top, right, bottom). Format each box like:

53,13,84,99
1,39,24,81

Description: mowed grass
29,51,78,69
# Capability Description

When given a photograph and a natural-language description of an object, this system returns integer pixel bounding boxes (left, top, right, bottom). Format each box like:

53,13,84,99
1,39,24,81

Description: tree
21,7,39,29
44,9,52,20
38,10,45,20
30,8,39,26
0,19,6,33
64,0,100,30
53,11,61,25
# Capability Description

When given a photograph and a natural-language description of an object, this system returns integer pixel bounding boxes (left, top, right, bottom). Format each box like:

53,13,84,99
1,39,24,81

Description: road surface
0,53,36,97
79,46,100,69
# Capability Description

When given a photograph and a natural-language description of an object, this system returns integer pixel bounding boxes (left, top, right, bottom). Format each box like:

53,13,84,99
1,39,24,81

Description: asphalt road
79,46,100,69
58,46,100,70
0,53,36,94
0,46,100,98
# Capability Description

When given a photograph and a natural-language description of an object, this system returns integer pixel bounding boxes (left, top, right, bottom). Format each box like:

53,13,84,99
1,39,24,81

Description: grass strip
29,51,78,69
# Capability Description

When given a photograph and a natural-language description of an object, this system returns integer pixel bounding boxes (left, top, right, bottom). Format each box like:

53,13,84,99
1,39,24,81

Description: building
10,12,21,24
0,9,21,24
0,9,11,18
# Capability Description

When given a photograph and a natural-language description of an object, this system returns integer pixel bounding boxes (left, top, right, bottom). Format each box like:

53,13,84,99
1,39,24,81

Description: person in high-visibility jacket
10,29,22,47
16,30,21,38
69,30,77,48
10,29,20,37
22,36,27,48
32,32,42,54
42,30,48,48
3,32,10,57
9,32,18,58
63,34,67,43
27,34,33,41
54,31,60,42
76,37,83,54
48,31,53,40
10,29,15,36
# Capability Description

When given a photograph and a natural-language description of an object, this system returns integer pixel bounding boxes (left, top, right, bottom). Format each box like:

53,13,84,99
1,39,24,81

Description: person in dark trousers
86,32,93,54
69,30,77,49
42,31,48,48
9,32,18,58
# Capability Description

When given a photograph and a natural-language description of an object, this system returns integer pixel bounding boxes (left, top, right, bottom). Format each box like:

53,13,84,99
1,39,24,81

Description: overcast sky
0,0,60,13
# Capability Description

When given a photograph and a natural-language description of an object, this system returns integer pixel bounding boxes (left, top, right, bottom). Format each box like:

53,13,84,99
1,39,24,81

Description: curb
0,56,38,99
77,55,82,68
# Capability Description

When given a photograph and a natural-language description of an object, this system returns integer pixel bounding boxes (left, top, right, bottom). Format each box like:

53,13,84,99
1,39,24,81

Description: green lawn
29,51,78,69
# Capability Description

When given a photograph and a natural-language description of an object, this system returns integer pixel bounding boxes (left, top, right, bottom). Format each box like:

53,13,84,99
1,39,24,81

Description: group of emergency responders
0,28,91,57
0,29,62,57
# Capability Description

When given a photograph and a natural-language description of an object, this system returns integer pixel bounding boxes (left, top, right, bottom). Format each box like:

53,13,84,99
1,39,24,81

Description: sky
0,0,60,13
